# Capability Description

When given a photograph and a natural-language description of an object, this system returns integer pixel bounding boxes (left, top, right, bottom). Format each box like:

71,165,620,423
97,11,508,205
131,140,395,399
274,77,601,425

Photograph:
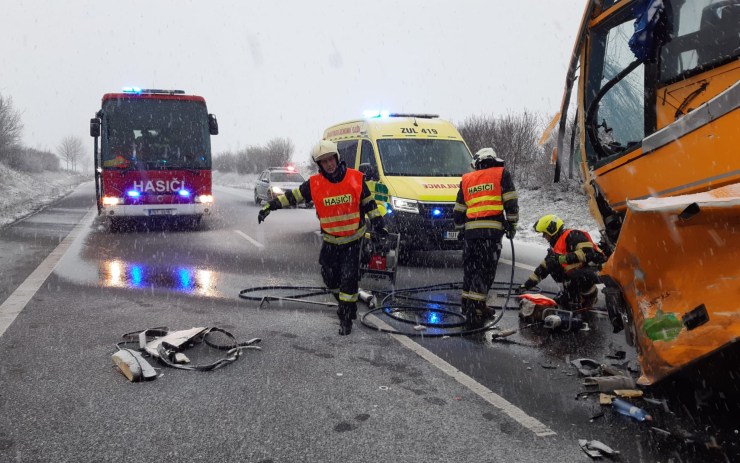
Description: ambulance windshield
376,139,472,176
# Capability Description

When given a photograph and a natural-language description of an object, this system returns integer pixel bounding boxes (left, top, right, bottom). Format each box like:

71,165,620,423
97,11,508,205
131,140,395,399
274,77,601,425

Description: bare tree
458,111,550,188
265,137,294,167
0,93,24,162
57,136,84,172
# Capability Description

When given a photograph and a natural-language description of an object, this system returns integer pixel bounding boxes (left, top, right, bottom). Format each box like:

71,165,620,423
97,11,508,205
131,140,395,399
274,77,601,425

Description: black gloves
257,205,271,224
516,284,530,295
457,230,465,241
504,222,517,240
374,226,389,238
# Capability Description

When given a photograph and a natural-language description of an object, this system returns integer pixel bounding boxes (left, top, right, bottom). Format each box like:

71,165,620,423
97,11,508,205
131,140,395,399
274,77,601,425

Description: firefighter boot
467,301,491,329
337,302,355,336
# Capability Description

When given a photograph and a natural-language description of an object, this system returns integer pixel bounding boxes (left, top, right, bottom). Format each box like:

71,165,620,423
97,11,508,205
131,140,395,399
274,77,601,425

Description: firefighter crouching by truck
257,140,388,335
454,148,518,328
518,215,607,310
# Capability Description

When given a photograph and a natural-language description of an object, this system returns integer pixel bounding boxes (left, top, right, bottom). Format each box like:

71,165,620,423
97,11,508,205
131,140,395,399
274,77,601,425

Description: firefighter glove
257,205,271,224
374,226,389,238
505,225,516,240
457,230,465,241
516,284,528,295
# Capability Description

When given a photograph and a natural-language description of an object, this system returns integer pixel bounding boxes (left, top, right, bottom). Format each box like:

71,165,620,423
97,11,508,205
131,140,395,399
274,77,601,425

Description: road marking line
234,230,264,248
0,207,97,339
367,313,557,437
500,258,536,272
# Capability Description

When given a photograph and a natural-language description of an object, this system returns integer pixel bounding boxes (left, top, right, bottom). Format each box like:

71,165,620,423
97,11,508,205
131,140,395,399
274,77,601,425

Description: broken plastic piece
570,358,601,376
174,353,190,364
112,349,157,382
583,375,636,392
614,389,643,398
612,398,652,422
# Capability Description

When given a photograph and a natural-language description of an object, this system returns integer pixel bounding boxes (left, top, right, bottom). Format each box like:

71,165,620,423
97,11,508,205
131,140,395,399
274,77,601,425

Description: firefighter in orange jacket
518,214,606,309
454,148,518,328
257,140,387,335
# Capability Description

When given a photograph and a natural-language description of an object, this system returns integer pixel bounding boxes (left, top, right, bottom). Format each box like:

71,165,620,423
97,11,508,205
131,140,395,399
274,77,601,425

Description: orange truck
553,0,739,385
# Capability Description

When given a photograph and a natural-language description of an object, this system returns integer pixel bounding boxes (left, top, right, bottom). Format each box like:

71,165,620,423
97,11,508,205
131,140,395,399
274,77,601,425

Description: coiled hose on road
238,237,557,337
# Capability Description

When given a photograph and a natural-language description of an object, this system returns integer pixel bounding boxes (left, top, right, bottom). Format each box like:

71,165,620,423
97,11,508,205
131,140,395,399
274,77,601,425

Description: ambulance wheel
254,189,261,206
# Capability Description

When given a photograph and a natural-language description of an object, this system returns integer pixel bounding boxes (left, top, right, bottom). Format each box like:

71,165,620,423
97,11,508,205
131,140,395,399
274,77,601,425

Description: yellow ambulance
323,113,473,258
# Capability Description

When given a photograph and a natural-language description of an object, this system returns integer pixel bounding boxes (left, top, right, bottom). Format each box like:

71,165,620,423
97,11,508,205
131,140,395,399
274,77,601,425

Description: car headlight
391,196,419,214
271,186,284,194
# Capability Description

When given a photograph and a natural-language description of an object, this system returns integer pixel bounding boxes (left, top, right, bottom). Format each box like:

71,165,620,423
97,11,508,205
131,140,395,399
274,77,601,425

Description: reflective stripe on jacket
311,169,363,237
461,168,504,220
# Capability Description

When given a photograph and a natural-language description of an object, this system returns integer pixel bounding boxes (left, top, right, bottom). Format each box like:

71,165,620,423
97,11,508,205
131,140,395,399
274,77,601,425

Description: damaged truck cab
555,0,739,384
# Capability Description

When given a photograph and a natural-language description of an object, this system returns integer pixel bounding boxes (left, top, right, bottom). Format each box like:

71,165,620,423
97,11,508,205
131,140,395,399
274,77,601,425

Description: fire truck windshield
101,98,211,170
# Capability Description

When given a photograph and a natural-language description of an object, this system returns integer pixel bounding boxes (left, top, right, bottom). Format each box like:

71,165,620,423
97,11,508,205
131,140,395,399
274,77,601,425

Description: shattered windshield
102,99,211,170
376,139,473,176
586,17,645,162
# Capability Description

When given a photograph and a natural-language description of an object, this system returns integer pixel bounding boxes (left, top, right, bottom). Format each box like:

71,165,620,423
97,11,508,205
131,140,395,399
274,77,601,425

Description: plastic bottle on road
612,398,652,422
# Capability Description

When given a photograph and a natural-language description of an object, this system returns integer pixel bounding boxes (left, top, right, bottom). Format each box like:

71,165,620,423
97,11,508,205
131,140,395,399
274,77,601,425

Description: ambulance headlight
391,197,419,214
102,196,122,206
195,194,214,204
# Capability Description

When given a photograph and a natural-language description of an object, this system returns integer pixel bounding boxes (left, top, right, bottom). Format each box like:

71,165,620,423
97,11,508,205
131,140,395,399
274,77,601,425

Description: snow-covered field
0,165,600,242
0,163,88,228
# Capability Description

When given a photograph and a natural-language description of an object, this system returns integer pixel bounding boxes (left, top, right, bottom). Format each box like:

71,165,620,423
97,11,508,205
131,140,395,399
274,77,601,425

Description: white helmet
311,140,339,163
472,147,502,169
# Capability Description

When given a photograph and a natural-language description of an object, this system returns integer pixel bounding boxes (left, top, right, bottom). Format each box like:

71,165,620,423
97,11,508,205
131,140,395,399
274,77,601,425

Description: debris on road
579,439,620,459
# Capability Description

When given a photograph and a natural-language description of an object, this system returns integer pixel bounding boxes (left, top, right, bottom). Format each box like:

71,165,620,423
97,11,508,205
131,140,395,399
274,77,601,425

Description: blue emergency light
127,190,141,198
363,109,391,118
178,189,191,197
432,208,442,216
122,87,143,94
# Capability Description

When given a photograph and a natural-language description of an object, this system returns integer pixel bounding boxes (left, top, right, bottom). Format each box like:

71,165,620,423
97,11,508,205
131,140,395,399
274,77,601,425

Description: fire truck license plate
149,209,174,216
444,231,458,240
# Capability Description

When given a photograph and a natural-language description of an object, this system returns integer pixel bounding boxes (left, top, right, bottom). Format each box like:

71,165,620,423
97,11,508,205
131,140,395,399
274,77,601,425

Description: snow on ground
214,171,601,244
0,163,88,229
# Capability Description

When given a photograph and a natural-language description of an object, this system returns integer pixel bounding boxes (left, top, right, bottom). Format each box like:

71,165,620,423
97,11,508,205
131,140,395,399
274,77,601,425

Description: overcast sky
1,0,586,163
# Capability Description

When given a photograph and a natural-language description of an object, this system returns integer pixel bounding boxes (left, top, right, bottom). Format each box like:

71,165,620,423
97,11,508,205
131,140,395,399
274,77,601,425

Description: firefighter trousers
319,239,361,323
462,237,502,319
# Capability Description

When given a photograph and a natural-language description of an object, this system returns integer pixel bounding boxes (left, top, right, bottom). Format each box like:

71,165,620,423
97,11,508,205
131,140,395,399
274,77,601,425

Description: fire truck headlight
195,194,213,204
102,196,122,206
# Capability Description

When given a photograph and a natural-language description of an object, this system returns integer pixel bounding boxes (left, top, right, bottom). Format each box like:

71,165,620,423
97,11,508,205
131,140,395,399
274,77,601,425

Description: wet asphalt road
0,182,737,462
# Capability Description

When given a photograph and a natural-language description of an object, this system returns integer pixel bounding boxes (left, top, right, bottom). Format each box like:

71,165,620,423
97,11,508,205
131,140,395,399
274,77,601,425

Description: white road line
366,314,557,437
0,207,97,338
234,230,264,248
500,258,537,272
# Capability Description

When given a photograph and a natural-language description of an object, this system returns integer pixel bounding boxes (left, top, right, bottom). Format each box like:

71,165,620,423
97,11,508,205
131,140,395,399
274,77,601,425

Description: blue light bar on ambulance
363,109,391,118
127,190,141,198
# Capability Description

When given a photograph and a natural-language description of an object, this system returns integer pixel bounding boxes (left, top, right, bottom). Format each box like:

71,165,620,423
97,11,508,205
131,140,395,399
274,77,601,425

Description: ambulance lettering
132,179,183,193
323,194,352,207
423,183,458,189
467,183,495,195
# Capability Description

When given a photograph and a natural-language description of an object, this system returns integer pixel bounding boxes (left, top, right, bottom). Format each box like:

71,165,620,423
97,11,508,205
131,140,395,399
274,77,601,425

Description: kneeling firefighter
257,140,387,335
518,215,607,309
454,148,518,328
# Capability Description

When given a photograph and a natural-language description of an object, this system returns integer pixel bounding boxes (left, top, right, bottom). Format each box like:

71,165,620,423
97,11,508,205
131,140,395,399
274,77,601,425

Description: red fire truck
89,88,218,230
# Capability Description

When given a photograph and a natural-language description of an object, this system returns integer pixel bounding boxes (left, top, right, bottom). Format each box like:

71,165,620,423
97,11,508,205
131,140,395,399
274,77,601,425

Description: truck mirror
208,114,219,135
90,118,101,137
358,163,379,181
